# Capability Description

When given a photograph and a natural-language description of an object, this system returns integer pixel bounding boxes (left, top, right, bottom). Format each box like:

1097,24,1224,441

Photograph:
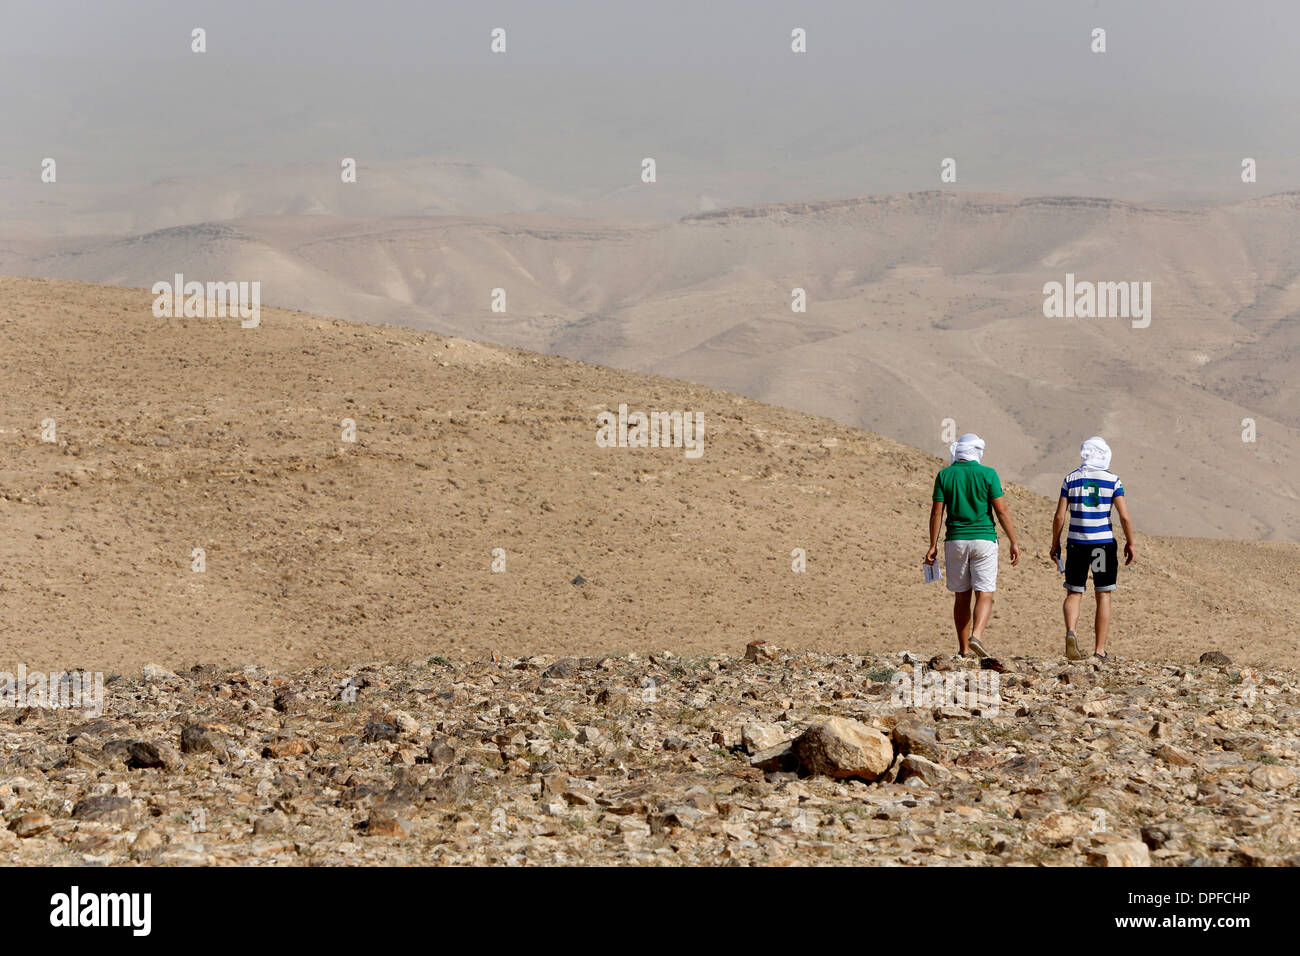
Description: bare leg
970,591,994,641
953,590,972,653
1063,591,1082,633
1094,592,1112,655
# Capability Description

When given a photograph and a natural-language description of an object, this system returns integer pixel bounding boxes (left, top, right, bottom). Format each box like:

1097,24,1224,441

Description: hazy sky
3,1,1299,208
4,0,1295,83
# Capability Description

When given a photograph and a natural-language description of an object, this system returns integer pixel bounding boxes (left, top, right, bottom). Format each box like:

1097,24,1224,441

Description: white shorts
944,539,998,593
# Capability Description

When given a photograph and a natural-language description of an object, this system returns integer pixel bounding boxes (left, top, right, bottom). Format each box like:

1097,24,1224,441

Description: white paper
924,561,943,583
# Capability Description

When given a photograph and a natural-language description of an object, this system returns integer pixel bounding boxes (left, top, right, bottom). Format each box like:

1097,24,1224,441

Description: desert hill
3,192,1297,542
1,277,1296,674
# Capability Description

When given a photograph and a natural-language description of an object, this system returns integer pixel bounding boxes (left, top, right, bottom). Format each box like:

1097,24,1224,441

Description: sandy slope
1,277,1296,674
4,192,1297,541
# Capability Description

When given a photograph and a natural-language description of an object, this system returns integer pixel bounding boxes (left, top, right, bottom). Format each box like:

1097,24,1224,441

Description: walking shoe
1065,630,1084,661
968,635,992,659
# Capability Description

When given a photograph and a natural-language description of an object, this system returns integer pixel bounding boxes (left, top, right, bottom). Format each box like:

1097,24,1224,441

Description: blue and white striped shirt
1061,467,1125,544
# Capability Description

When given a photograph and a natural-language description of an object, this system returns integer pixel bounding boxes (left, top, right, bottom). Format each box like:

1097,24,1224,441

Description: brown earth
1,277,1296,675
8,191,1300,541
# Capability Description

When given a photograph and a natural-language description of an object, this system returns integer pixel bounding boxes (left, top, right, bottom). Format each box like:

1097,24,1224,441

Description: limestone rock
1087,841,1151,867
742,722,789,754
1248,764,1296,791
792,717,894,781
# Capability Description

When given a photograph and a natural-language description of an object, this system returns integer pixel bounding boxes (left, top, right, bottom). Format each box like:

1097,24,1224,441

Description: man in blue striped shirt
1049,437,1136,661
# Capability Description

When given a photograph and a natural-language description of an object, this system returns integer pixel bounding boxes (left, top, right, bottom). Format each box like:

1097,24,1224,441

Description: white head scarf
1080,436,1112,471
949,433,986,464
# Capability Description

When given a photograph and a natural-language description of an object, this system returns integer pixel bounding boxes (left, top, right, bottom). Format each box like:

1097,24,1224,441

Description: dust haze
2,0,1297,540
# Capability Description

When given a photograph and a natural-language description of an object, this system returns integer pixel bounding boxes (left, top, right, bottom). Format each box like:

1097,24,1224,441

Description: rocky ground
2,644,1297,866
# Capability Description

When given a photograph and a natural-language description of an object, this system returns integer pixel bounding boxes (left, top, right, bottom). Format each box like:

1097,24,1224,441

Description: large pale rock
792,717,894,781
1087,841,1151,867
742,722,789,754
1249,764,1296,791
